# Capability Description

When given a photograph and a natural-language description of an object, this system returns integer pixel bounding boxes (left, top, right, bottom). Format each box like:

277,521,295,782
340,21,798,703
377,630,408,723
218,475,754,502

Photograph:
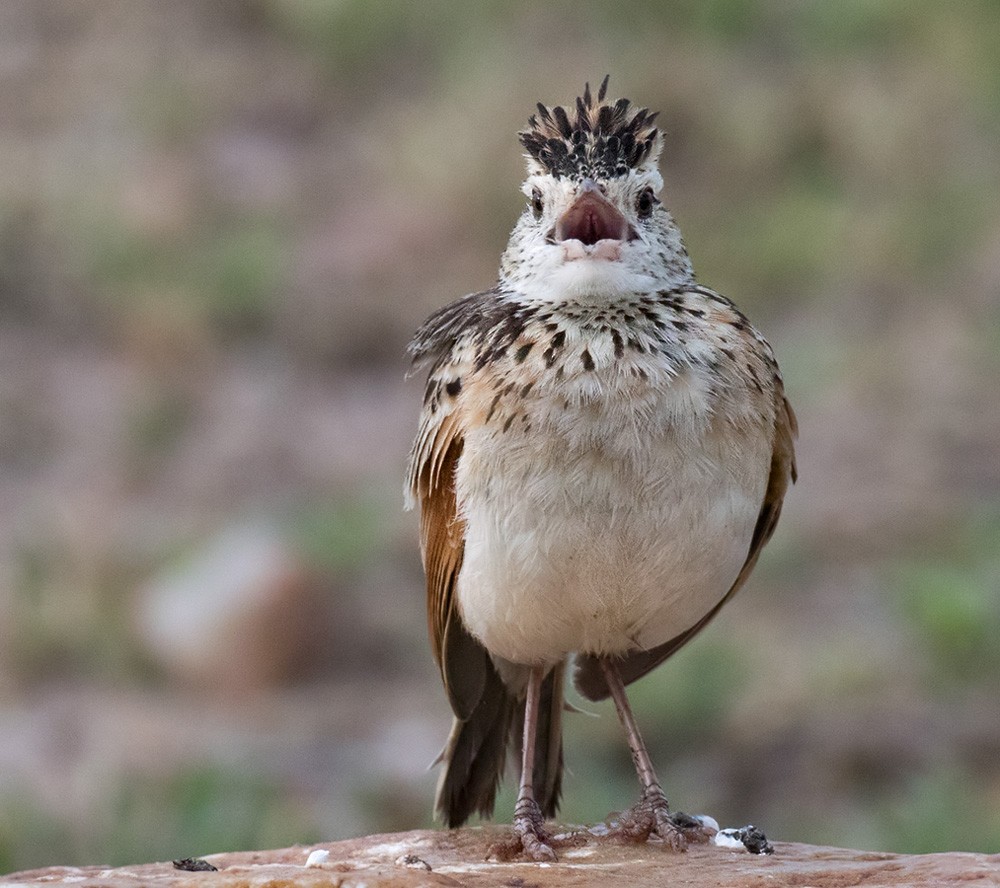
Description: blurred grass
287,495,386,576
105,768,321,866
0,768,319,872
894,510,1000,682
8,537,151,685
882,766,1000,854
90,213,289,341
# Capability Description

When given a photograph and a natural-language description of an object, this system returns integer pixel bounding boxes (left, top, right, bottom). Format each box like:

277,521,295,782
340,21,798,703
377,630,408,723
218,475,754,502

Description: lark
405,77,797,861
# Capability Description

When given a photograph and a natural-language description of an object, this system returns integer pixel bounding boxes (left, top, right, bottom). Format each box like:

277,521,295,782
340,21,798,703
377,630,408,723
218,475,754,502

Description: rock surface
3,827,999,887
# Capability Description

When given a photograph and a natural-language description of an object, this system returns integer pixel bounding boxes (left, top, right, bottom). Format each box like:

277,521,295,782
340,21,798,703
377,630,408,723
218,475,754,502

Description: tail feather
435,660,566,826
435,663,515,826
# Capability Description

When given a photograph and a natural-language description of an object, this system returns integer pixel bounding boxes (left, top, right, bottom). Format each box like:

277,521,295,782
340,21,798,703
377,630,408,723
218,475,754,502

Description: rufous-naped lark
406,77,797,861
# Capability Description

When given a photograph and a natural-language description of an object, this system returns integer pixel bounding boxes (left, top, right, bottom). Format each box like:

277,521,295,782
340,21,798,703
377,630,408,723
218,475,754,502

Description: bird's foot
513,796,557,861
606,788,714,851
488,797,557,862
667,809,717,845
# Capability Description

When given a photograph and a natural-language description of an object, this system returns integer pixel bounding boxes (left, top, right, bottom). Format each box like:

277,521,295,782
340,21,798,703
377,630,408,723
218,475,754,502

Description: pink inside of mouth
555,192,630,245
562,240,622,261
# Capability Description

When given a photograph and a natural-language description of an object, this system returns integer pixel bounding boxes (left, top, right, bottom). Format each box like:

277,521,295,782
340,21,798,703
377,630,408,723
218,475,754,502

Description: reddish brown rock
3,827,998,887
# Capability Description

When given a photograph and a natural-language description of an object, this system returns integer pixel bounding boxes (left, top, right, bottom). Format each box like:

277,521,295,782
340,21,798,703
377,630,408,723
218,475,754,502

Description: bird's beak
554,179,633,247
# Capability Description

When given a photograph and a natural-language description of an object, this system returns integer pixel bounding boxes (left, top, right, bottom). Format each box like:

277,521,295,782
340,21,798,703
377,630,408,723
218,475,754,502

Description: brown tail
435,661,564,826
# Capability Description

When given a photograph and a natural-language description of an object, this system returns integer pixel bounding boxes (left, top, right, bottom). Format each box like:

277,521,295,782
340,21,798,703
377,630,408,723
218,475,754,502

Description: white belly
454,411,771,666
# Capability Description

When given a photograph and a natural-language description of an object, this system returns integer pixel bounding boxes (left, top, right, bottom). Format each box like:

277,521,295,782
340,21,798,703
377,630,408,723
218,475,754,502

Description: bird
405,76,797,861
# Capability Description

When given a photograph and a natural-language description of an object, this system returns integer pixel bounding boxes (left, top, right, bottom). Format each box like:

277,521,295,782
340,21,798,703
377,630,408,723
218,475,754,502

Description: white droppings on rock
304,849,330,867
714,829,747,850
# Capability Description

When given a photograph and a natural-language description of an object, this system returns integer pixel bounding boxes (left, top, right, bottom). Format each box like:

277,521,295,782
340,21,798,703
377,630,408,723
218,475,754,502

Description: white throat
546,255,658,301
503,242,664,303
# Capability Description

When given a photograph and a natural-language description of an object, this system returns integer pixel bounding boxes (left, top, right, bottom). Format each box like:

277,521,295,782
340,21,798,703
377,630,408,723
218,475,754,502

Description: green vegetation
896,511,1000,681
287,494,388,576
90,213,288,341
0,768,318,872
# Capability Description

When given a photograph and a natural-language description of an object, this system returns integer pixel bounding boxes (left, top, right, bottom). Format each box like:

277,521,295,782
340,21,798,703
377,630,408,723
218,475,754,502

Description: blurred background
1,0,999,873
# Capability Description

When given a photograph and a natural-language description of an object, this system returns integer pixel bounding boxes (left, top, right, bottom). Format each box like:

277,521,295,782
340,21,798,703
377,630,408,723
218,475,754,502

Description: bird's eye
636,187,656,219
530,188,544,220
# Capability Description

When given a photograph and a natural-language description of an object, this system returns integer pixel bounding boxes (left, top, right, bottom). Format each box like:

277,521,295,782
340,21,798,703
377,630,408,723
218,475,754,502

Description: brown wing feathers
409,363,523,825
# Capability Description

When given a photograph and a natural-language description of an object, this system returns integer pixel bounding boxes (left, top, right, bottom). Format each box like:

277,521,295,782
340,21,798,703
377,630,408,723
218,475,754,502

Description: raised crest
519,75,662,180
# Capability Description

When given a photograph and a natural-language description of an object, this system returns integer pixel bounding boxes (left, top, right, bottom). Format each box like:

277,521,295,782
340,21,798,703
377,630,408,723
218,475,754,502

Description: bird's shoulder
405,289,501,508
408,286,532,372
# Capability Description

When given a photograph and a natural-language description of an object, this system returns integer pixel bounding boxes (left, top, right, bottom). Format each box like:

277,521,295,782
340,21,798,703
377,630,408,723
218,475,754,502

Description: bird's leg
512,664,557,861
599,658,713,850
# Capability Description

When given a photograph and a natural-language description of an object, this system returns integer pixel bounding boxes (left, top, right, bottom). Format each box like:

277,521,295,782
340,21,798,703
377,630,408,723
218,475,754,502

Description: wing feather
406,318,496,721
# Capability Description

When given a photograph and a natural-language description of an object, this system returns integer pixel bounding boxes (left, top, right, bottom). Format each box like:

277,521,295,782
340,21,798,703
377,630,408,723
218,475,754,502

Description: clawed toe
668,810,716,844
605,792,711,852
652,807,688,851
516,828,558,862
489,798,557,862
604,800,656,843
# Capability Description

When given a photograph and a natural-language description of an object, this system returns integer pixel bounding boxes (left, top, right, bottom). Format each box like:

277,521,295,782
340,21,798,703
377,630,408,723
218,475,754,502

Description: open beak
554,179,633,249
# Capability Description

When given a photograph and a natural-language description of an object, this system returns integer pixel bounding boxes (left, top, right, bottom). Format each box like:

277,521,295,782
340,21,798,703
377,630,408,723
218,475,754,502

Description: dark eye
530,188,544,220
636,187,656,219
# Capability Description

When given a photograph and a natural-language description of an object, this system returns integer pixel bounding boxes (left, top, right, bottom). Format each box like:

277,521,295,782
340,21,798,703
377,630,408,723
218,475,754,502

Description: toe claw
653,809,687,852
511,797,557,861
520,832,557,862
670,811,716,845
603,793,699,851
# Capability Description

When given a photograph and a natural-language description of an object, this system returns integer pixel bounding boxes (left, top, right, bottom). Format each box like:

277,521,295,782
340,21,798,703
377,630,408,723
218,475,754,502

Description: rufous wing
408,406,491,721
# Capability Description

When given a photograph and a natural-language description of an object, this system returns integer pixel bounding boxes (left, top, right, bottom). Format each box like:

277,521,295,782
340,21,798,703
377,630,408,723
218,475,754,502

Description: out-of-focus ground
1,0,999,873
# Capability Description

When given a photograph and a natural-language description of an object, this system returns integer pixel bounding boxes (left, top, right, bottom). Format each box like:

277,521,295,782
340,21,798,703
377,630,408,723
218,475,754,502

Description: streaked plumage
406,76,796,859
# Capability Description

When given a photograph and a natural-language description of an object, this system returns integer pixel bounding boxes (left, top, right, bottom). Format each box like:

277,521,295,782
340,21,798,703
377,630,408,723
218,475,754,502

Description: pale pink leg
512,665,557,861
600,658,711,850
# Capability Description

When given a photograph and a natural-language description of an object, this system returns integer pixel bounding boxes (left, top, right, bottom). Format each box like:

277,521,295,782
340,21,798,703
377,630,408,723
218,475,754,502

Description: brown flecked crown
519,76,662,180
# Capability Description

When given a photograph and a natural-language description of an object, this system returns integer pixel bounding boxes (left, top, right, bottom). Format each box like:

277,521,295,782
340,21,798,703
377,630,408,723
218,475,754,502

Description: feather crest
519,77,662,179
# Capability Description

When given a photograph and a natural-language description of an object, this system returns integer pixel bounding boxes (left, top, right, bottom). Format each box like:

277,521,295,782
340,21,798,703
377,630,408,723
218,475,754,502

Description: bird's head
500,77,693,300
